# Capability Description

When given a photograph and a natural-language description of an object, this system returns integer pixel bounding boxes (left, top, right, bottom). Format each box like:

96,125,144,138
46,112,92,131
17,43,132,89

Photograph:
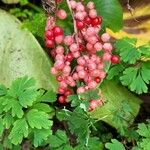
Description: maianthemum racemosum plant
44,0,120,110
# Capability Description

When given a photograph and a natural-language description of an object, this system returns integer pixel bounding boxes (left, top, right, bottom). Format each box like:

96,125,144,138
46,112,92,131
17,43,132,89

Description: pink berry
70,0,77,9
78,70,87,79
89,100,98,110
73,73,79,80
77,87,85,94
94,42,102,51
59,81,67,89
101,33,110,42
99,71,106,79
58,96,66,104
55,35,63,44
77,57,86,66
86,27,96,36
64,89,72,96
76,65,84,72
97,63,104,69
72,51,80,58
58,87,65,94
88,36,98,45
103,43,113,52
57,9,67,20
89,9,97,19
88,81,97,89
46,40,54,48
86,43,94,51
63,65,71,74
55,46,64,54
55,54,64,60
54,60,65,70
57,76,63,82
87,1,94,9
88,63,96,70
51,67,58,75
75,12,85,21
64,36,74,46
70,43,79,52
103,52,112,61
76,3,85,11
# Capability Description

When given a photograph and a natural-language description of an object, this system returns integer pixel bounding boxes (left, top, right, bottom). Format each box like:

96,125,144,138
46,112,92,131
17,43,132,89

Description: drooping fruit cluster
44,1,120,110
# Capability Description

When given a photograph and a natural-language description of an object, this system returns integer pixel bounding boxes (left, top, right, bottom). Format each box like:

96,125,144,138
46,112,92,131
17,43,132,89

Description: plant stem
27,2,43,13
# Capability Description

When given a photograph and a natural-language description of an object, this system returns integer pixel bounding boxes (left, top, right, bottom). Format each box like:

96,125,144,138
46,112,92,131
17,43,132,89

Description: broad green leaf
105,139,125,150
0,9,58,91
90,80,141,129
93,0,123,32
26,109,52,129
9,118,28,145
2,98,24,118
33,128,52,147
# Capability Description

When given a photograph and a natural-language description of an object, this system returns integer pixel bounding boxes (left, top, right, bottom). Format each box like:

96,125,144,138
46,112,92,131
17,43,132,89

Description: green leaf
0,84,7,96
2,113,14,129
26,109,52,129
120,63,150,94
0,117,4,137
138,44,150,59
115,38,141,64
107,64,125,80
40,90,57,103
23,13,46,38
137,123,150,138
49,130,70,148
33,128,52,147
90,80,141,130
0,9,58,91
138,139,150,150
93,0,123,32
2,98,24,118
9,118,28,145
32,103,54,113
105,139,125,150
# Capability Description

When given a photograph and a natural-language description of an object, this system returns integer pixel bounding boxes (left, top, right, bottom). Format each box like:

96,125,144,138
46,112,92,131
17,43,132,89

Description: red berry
94,77,101,83
45,30,54,40
111,55,120,64
58,87,65,94
76,21,85,30
65,53,73,62
58,96,66,104
56,0,62,4
53,26,63,36
91,17,102,26
84,16,91,25
79,44,85,51
64,89,72,96
89,100,98,110
57,76,63,82
46,40,54,48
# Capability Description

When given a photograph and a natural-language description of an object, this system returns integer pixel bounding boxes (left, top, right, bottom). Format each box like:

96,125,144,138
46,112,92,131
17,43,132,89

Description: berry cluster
45,1,120,110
